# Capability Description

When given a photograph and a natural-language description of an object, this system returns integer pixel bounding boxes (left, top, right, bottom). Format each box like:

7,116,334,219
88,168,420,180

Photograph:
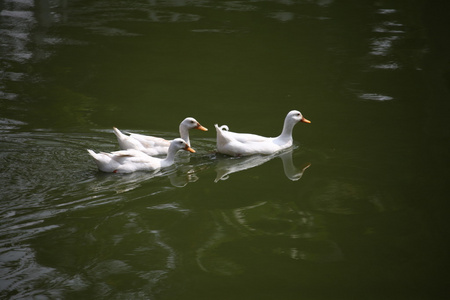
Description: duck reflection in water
214,148,311,182
88,164,199,194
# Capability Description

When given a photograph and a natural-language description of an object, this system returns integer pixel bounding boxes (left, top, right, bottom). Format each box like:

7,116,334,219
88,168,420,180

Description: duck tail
112,127,125,138
215,124,232,143
215,124,230,132
87,149,98,159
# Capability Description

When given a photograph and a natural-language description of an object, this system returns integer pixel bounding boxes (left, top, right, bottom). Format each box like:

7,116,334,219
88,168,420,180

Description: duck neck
277,117,295,142
162,145,178,166
179,125,190,146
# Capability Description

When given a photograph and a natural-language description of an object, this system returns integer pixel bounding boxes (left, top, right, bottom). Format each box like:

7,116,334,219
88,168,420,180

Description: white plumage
215,110,310,156
113,117,207,156
87,138,195,173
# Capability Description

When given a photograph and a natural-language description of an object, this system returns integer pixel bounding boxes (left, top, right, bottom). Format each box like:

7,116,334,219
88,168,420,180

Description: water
1,0,450,299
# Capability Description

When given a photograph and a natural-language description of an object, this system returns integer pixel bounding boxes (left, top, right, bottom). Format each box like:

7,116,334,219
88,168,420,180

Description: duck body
215,110,310,157
215,131,285,156
113,117,207,156
87,138,195,173
113,128,170,156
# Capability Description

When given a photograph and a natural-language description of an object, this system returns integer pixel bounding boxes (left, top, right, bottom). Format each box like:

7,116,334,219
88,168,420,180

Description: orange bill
185,145,196,153
301,117,311,124
196,123,208,131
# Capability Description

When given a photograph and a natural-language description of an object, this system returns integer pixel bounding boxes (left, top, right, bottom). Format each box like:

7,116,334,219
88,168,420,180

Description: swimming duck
215,110,310,156
113,117,207,156
87,138,195,173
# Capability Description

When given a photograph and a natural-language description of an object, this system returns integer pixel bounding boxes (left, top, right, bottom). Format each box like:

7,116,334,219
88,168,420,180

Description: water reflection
0,0,442,298
27,218,177,299
88,164,199,192
353,5,417,102
0,129,198,231
214,148,310,182
196,201,343,275
0,128,200,298
0,0,61,63
0,118,27,132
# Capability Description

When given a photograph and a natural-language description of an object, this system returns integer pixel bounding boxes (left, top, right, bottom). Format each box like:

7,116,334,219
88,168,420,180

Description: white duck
215,110,311,156
113,117,207,156
87,138,195,173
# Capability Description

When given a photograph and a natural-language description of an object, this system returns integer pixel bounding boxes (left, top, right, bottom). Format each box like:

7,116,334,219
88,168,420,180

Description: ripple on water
0,127,219,298
0,130,116,234
0,128,213,242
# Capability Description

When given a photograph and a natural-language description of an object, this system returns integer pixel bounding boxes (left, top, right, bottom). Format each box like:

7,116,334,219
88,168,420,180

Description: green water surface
1,0,449,299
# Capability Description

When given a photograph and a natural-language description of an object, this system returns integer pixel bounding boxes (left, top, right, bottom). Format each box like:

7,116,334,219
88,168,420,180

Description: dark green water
1,0,449,299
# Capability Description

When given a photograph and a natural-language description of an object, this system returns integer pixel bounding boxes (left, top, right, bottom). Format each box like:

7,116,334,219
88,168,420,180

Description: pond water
1,0,449,299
